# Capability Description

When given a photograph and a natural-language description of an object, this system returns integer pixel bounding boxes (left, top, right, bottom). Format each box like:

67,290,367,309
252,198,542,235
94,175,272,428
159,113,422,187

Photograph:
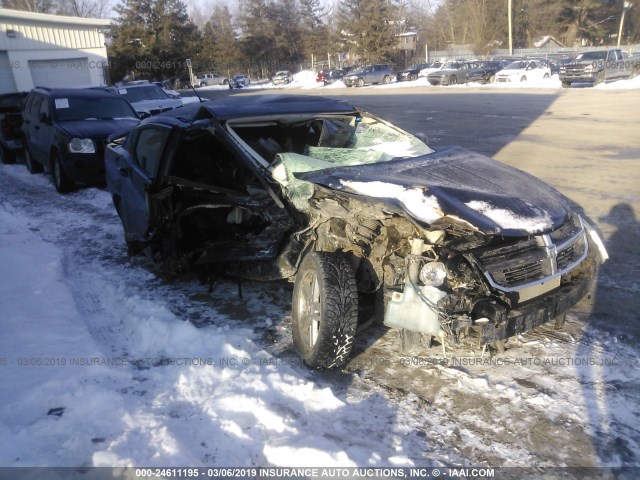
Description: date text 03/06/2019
134,467,496,478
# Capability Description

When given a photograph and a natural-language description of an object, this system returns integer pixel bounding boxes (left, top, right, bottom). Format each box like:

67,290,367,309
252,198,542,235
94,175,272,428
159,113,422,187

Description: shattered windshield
229,113,432,171
227,113,432,209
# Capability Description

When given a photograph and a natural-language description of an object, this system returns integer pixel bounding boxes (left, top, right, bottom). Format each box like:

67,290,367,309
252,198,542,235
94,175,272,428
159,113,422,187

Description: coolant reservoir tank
383,284,447,337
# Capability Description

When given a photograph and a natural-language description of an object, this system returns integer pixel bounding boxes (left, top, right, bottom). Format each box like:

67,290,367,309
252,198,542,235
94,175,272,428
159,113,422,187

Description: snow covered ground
1,88,639,470
192,70,640,92
0,167,439,468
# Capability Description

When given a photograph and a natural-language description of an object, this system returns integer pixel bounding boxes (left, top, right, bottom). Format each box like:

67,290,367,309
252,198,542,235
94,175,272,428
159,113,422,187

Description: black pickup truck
559,49,640,87
0,92,27,164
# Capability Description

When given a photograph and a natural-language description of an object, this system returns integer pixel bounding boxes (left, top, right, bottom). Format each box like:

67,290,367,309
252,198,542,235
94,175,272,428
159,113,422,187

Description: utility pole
618,1,632,47
508,0,513,55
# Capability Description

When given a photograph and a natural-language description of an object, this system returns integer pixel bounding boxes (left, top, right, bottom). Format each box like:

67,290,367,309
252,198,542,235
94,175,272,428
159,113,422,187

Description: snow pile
466,200,553,233
290,70,321,89
0,180,428,468
595,75,640,90
341,180,443,224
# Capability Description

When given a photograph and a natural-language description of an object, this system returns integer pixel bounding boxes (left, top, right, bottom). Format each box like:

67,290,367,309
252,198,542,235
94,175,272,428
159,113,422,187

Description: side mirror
138,112,151,120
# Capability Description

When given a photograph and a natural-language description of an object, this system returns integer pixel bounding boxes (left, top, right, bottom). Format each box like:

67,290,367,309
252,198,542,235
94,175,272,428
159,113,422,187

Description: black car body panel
295,146,570,236
105,94,604,364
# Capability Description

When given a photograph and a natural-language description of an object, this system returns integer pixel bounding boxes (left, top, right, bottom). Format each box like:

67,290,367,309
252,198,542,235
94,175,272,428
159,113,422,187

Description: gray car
427,61,478,86
343,64,395,87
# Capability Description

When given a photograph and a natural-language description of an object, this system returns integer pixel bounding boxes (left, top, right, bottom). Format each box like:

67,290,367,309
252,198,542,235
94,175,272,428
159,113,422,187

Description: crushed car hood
294,146,571,236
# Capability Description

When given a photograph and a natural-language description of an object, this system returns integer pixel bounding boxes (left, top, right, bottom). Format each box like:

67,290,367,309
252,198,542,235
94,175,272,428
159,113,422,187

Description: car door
609,50,623,79
160,123,292,263
116,124,173,242
36,97,53,167
23,94,45,161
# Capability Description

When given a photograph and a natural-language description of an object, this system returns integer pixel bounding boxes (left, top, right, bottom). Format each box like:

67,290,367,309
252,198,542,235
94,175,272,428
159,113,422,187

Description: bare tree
56,0,113,18
2,0,57,13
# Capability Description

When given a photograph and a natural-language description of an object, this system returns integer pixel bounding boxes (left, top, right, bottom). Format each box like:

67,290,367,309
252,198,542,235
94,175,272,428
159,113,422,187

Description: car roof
116,83,161,90
141,94,357,126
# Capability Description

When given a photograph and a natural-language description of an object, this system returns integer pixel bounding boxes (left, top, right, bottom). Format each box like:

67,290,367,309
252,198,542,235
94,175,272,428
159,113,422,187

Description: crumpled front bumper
476,246,598,344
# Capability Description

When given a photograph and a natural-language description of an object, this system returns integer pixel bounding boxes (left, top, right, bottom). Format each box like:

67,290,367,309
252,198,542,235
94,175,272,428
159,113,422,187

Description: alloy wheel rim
298,270,321,348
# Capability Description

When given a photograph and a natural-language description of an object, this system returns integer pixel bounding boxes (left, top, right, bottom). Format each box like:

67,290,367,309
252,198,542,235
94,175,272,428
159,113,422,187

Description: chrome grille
469,216,589,292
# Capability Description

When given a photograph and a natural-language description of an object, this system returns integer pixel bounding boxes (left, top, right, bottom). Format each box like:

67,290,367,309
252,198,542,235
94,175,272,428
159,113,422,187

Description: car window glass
135,128,170,177
30,96,43,116
23,95,34,114
39,98,50,120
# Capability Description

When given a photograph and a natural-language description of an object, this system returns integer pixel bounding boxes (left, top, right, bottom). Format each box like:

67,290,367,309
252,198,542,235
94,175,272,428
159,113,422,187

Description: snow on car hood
294,146,570,236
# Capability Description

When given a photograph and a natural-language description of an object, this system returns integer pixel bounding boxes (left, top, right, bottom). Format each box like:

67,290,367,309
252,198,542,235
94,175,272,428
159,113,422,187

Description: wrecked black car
105,94,607,369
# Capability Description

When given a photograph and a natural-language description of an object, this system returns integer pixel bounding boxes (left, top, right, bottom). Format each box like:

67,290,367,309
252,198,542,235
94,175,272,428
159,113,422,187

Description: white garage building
0,8,110,94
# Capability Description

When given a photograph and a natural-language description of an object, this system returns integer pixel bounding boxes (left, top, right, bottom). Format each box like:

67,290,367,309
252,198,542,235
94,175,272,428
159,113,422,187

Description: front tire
382,75,391,84
520,76,527,82
449,75,457,85
51,152,74,193
24,144,43,174
292,251,358,369
356,78,365,87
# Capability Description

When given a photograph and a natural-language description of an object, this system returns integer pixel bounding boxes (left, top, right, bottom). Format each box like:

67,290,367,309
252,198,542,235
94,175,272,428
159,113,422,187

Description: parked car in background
273,70,294,85
193,72,229,87
322,69,345,86
427,61,477,85
152,81,181,99
466,60,510,84
0,92,28,164
105,94,605,369
110,82,184,117
495,59,551,83
343,64,395,87
317,69,345,85
21,87,139,192
316,69,331,83
418,62,444,77
230,75,251,89
166,75,192,90
559,49,639,87
396,63,429,82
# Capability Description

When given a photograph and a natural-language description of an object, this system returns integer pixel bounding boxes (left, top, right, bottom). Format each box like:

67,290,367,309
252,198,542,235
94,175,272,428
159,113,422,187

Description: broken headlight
419,261,447,287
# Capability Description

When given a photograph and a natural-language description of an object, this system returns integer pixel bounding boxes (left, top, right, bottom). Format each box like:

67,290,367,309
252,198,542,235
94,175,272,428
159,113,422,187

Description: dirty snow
465,199,554,233
0,165,435,468
340,180,443,224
